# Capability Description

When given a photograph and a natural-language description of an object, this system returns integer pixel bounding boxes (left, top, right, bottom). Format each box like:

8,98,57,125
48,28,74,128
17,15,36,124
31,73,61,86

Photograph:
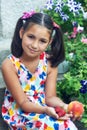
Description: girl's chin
26,53,40,58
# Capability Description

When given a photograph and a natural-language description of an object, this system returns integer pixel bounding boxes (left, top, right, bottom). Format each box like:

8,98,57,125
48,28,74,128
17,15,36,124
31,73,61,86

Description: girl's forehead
27,24,51,33
26,24,51,35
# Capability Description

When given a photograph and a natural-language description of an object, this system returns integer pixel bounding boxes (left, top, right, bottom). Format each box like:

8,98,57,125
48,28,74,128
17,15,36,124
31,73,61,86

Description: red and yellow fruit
68,101,84,118
55,106,66,117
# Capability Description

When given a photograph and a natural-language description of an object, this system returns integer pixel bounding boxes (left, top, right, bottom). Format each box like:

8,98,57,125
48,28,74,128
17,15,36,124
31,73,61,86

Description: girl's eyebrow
28,33,49,42
40,38,49,42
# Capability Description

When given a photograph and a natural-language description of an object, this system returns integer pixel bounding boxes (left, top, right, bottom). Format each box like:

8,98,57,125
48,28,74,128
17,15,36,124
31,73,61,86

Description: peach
68,101,84,118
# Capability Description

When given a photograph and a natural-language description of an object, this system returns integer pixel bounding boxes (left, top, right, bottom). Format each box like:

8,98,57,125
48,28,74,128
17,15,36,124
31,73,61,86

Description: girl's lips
29,48,38,53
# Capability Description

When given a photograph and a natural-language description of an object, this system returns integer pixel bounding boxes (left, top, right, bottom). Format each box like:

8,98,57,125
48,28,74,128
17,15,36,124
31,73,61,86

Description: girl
1,11,78,130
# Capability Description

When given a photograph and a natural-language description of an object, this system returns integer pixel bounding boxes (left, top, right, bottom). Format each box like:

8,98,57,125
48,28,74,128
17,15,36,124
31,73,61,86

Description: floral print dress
2,52,78,130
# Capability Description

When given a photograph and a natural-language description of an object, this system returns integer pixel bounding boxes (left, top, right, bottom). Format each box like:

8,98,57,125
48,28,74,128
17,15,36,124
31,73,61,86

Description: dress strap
8,54,21,71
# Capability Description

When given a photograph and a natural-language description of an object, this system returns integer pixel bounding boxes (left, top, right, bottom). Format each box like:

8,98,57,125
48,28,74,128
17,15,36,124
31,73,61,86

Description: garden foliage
42,0,87,127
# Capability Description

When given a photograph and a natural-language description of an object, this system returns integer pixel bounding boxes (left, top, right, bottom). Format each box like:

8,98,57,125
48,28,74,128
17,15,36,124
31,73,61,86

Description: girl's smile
28,47,39,54
2,12,77,130
20,24,51,59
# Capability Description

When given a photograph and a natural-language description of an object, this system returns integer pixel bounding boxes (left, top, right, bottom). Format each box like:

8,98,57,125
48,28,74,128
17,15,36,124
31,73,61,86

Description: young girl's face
20,24,51,59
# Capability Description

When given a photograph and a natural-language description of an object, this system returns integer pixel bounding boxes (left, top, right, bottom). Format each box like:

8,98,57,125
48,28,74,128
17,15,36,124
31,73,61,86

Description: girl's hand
67,101,84,121
45,106,59,119
45,106,72,120
71,114,83,121
58,113,73,120
55,105,73,120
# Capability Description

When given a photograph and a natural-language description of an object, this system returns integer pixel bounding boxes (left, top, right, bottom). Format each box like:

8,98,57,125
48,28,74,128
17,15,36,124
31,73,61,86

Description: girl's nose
31,40,38,49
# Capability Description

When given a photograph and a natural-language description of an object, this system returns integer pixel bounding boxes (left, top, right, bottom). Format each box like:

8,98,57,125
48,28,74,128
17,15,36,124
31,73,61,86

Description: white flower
83,12,87,19
77,25,84,32
67,0,82,15
55,1,64,13
60,12,69,21
43,0,84,21
45,0,54,10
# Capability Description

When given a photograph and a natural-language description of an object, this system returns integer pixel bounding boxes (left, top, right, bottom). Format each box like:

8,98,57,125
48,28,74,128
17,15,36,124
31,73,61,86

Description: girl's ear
19,27,24,39
49,38,53,45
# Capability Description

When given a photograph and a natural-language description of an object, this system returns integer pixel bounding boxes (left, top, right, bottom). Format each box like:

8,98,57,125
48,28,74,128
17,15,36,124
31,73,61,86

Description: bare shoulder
1,58,16,73
2,58,10,66
45,61,58,97
47,61,58,75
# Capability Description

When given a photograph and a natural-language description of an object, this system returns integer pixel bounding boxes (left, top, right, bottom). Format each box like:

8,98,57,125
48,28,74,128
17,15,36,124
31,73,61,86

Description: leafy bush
43,0,84,32
42,0,87,127
57,34,87,127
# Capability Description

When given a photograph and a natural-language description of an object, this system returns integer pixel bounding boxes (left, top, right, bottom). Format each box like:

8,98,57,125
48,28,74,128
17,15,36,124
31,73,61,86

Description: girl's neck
20,54,40,74
20,53,40,62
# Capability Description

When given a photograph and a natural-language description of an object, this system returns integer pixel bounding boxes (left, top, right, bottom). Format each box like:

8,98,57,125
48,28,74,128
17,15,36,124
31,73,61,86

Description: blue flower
54,1,64,13
43,0,84,22
80,88,87,94
80,80,87,94
45,0,54,10
60,12,69,21
67,0,82,15
80,80,87,85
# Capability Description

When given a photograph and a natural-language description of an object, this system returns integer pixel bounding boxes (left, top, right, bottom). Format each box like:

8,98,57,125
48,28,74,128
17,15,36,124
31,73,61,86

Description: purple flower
54,1,64,13
80,80,87,94
80,80,87,86
43,0,84,22
54,4,61,13
60,12,69,21
67,0,82,15
45,0,54,10
80,88,87,94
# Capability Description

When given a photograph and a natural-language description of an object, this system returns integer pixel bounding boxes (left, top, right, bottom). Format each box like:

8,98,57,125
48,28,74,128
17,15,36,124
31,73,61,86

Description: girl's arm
1,58,71,119
45,62,83,120
1,58,47,113
45,61,68,111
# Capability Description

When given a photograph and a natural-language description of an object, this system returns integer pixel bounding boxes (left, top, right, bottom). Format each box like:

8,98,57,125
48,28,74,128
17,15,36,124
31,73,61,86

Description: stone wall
0,0,47,88
0,0,2,37
0,1,47,128
0,0,47,39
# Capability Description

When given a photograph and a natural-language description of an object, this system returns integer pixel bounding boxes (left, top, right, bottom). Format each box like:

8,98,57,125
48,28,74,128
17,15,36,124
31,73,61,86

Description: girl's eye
40,39,47,44
28,35,35,39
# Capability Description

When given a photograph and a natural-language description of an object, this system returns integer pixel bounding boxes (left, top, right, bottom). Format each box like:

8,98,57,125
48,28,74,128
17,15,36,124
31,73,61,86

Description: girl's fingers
71,114,83,121
58,116,70,120
58,113,72,120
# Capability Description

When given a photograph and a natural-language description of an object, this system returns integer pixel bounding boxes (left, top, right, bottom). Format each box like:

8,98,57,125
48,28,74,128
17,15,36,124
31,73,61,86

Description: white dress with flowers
2,52,78,130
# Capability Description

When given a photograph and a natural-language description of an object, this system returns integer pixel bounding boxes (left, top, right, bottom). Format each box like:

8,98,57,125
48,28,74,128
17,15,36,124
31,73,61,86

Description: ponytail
48,27,65,67
11,18,23,57
11,12,65,66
